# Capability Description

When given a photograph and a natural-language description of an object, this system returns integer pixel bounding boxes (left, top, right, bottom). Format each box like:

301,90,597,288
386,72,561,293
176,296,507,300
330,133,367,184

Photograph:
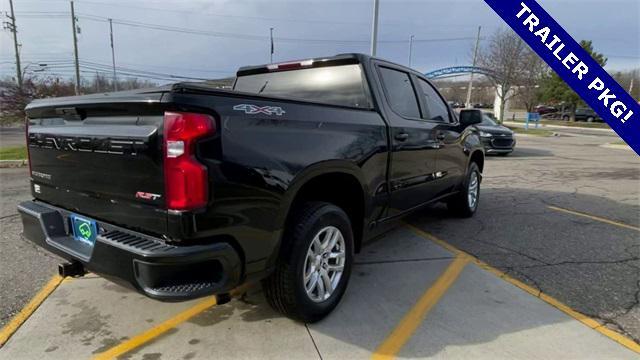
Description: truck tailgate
25,89,168,236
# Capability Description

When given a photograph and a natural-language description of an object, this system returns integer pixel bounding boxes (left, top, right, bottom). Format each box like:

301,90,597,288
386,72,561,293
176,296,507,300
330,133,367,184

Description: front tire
262,202,353,323
447,162,481,217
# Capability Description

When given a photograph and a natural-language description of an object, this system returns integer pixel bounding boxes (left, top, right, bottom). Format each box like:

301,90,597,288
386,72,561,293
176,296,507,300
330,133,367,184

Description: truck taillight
163,111,215,211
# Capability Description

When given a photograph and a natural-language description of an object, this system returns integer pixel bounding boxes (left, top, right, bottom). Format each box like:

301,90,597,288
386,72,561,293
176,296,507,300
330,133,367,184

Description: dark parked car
562,108,601,122
458,109,515,155
19,53,485,322
534,105,558,115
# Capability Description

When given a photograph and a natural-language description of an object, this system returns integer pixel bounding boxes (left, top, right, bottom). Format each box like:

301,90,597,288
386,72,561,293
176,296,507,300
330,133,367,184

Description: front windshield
481,114,497,126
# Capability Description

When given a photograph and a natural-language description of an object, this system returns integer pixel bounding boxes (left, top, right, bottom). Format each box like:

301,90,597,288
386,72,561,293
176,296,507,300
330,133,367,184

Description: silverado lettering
28,133,147,155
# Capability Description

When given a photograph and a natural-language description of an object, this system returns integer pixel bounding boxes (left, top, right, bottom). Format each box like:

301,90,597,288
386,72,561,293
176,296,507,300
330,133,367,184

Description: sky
0,0,638,84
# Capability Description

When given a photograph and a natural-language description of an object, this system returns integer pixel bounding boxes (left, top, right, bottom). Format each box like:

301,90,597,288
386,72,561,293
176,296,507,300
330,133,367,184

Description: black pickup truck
19,53,484,322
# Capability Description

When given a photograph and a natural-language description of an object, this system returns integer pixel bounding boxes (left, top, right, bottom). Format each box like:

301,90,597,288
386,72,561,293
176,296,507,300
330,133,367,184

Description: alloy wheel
303,226,346,302
467,171,479,209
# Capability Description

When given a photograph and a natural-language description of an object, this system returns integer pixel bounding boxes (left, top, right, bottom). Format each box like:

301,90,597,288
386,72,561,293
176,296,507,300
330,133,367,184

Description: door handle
395,132,409,141
436,133,446,140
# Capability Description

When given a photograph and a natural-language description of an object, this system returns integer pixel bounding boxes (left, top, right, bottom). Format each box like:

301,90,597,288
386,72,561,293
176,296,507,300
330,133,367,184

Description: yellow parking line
94,283,252,359
406,224,640,354
0,274,64,347
372,256,469,360
548,205,640,232
93,296,217,360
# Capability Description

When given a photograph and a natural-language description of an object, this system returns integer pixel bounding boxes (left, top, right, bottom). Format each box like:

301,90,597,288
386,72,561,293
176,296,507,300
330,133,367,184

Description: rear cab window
377,67,422,119
233,64,372,109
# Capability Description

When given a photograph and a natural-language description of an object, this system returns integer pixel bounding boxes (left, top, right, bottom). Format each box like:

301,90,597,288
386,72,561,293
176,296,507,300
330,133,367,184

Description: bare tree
517,47,550,112
612,69,639,100
0,75,159,126
478,29,528,122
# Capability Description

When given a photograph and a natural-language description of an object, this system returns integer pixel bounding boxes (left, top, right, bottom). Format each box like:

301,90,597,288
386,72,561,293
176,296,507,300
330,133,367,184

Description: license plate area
70,214,98,247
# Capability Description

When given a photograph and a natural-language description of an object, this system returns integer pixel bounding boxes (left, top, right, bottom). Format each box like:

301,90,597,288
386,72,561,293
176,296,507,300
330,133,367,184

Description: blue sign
483,0,640,155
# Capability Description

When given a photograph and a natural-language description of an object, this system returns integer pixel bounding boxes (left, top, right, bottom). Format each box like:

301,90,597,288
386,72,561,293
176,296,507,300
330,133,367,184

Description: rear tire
447,162,481,218
262,202,353,323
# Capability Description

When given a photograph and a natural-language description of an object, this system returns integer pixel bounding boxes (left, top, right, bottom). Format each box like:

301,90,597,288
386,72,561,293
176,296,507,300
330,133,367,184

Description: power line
0,57,236,75
23,66,203,82
14,58,230,81
14,1,487,29
16,2,372,26
16,11,479,45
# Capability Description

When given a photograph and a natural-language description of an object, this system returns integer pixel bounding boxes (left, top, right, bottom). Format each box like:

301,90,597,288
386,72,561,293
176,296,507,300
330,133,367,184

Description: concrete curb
600,143,632,151
0,160,28,168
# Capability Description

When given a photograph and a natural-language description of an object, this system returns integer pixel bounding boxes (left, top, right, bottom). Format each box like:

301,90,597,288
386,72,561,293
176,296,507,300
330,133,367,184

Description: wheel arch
268,161,370,269
469,150,485,174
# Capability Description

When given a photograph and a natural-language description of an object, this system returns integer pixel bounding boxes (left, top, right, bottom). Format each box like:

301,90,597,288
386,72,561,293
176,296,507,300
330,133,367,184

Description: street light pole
70,0,81,95
465,26,481,108
408,35,414,67
370,0,379,56
269,27,274,63
109,18,117,91
6,0,22,88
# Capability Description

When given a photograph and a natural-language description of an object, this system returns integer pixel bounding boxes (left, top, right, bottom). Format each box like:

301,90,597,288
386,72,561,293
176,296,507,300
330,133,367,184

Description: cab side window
417,78,450,122
378,67,421,119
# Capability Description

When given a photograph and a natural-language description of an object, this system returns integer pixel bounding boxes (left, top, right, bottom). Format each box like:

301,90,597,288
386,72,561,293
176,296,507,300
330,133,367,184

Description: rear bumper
17,200,242,301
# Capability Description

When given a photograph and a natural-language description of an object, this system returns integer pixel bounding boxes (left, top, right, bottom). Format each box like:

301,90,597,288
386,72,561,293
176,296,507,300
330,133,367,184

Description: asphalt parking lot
1,129,638,358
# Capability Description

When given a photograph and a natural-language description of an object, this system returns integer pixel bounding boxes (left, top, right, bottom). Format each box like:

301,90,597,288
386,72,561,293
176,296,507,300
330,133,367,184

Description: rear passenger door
375,64,441,217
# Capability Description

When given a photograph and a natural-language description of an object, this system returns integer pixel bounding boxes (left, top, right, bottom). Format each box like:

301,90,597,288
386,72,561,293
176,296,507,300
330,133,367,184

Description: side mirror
459,109,482,127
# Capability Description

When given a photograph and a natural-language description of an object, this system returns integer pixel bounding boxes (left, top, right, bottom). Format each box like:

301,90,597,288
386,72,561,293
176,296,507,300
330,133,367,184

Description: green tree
540,40,607,121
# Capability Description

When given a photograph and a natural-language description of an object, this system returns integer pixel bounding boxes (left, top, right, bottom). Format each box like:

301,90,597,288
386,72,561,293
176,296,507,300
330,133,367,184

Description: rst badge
233,104,285,116
135,191,161,201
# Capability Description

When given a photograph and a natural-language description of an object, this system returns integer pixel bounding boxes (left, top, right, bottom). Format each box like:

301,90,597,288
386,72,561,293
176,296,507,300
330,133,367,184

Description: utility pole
269,27,274,63
466,26,481,108
109,18,117,91
370,0,379,56
408,35,414,68
70,1,81,95
629,70,635,95
4,0,22,88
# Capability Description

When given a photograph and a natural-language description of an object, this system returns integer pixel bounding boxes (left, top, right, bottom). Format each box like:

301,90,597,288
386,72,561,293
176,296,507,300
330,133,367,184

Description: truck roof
236,52,424,79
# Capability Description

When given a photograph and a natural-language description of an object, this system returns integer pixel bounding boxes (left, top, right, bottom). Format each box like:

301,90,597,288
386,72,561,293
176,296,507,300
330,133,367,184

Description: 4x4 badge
233,104,285,116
